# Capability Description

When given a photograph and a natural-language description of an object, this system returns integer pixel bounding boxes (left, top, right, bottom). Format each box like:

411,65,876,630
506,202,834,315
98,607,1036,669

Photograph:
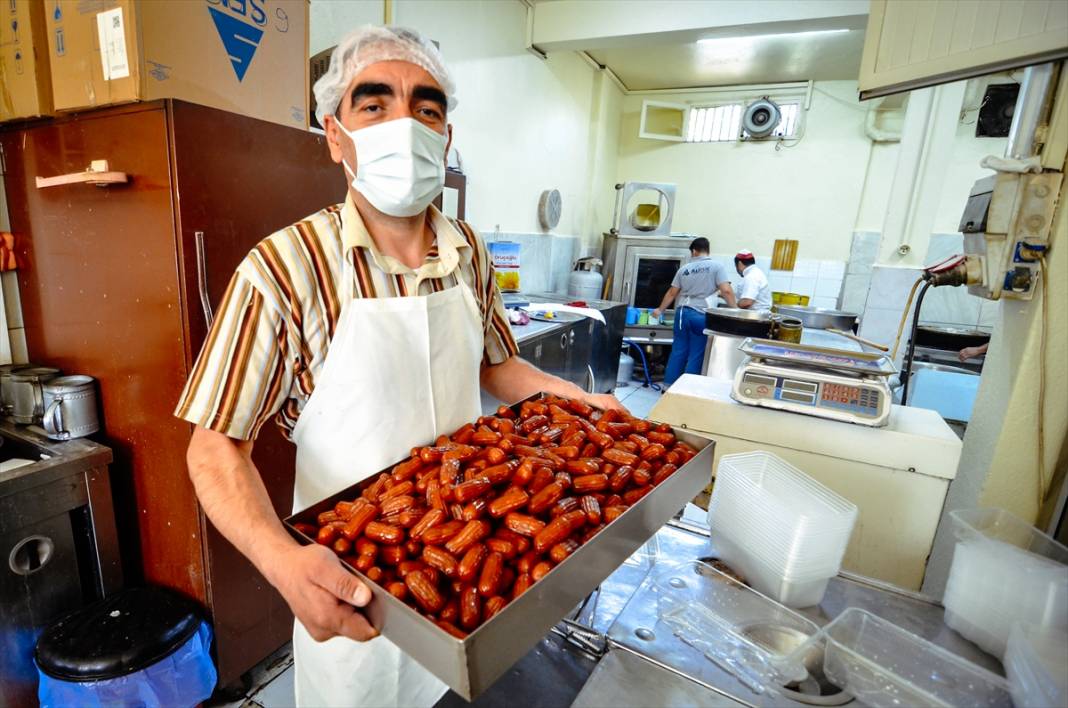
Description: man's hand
651,308,662,319
266,543,378,643
584,392,628,413
958,346,982,362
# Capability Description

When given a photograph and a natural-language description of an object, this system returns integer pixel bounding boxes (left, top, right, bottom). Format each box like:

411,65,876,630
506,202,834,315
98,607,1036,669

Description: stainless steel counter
436,521,1002,708
510,318,569,345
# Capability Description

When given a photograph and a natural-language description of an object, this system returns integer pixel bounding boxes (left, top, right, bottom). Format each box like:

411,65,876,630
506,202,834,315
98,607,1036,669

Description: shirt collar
691,255,711,261
340,195,471,278
742,264,757,275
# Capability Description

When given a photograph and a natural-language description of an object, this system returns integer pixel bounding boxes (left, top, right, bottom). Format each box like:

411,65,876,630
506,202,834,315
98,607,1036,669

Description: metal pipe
1006,63,1056,160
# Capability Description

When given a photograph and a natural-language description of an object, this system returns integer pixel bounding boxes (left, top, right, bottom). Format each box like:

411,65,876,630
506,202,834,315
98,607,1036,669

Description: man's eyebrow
413,85,447,111
349,82,394,107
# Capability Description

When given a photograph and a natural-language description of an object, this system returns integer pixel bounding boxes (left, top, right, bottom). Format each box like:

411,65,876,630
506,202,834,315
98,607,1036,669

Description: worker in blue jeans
653,238,736,387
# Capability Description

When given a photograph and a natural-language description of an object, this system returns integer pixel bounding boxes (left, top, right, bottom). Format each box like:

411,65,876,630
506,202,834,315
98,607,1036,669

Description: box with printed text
44,0,308,129
0,0,53,123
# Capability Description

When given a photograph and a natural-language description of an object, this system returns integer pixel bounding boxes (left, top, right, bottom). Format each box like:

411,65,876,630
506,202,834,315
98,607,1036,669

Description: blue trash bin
35,586,217,708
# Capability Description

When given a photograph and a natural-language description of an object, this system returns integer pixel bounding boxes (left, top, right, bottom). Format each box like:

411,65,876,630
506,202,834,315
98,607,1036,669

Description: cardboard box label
95,6,128,80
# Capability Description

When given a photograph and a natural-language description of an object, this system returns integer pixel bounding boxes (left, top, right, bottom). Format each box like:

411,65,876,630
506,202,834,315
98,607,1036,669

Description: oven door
622,247,691,311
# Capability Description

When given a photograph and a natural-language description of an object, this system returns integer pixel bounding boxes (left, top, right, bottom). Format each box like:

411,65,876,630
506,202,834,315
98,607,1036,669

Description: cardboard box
0,0,54,122
44,0,308,129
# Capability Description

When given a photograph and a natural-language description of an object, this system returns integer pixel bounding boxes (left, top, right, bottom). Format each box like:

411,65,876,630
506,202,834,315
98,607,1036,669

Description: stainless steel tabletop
438,521,1001,707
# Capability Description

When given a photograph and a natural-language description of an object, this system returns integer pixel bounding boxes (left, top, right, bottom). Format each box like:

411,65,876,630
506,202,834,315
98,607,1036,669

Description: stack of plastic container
942,508,1068,658
708,451,858,608
1003,622,1068,708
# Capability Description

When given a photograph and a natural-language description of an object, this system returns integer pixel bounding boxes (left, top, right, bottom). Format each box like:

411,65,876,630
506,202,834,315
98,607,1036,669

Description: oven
602,234,693,311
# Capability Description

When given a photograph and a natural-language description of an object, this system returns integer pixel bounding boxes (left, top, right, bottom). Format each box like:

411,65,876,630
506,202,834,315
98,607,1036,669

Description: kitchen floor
211,384,663,708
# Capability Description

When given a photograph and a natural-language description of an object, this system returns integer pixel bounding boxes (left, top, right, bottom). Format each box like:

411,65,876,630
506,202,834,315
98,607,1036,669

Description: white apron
290,251,483,707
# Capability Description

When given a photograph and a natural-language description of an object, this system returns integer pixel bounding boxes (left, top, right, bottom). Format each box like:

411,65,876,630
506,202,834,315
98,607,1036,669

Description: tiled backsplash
693,254,847,311
858,264,924,366
920,233,996,331
483,231,581,295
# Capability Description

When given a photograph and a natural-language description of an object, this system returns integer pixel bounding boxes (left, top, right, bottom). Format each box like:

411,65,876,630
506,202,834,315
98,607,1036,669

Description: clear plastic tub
1004,623,1068,708
654,560,819,694
708,452,857,593
713,452,858,532
944,508,1068,657
782,608,1013,708
714,533,834,608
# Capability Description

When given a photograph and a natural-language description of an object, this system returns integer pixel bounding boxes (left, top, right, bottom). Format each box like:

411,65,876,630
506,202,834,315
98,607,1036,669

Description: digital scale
731,338,897,427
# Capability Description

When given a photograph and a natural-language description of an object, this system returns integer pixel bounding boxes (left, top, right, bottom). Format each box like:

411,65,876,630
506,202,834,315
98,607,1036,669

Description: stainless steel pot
11,367,61,425
774,305,858,331
42,375,100,440
0,364,34,415
704,307,772,337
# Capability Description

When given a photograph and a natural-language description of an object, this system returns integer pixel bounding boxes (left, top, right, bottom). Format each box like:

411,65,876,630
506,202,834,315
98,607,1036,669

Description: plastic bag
38,621,216,708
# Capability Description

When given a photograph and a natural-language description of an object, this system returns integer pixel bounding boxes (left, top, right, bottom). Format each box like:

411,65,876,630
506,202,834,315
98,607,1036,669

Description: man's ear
324,114,344,165
444,123,454,167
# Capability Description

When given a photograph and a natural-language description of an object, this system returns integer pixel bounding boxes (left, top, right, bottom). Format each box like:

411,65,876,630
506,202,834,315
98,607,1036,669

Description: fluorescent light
698,29,849,44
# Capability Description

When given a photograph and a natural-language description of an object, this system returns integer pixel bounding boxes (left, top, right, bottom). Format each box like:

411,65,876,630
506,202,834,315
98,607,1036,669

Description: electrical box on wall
959,172,1062,300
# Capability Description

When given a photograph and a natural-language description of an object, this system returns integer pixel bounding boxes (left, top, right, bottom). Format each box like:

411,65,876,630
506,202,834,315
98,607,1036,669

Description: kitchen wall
310,0,624,252
615,81,873,262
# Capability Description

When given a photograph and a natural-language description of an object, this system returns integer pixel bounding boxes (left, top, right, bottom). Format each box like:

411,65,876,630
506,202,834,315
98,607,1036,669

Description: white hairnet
313,25,457,127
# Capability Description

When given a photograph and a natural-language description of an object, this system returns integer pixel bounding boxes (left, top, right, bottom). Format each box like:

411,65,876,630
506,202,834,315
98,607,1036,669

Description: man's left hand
584,392,628,413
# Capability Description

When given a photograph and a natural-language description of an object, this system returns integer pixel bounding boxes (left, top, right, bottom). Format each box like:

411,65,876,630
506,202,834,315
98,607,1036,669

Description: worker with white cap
175,25,623,707
733,250,773,310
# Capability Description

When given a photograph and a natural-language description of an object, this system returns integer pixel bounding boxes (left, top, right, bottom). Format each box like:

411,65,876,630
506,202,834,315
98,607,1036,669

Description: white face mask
336,117,448,218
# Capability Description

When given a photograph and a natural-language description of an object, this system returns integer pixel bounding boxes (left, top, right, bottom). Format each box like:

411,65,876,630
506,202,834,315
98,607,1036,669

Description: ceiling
587,29,867,91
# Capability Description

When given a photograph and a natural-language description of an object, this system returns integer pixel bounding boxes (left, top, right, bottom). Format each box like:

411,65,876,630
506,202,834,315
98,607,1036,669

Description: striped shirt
174,197,519,441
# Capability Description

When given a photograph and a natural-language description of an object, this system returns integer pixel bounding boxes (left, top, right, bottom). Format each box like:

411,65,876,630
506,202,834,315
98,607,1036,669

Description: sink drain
734,622,853,705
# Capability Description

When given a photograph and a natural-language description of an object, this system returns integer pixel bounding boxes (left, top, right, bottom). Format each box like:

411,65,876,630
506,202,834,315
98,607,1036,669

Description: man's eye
419,107,443,119
363,104,382,113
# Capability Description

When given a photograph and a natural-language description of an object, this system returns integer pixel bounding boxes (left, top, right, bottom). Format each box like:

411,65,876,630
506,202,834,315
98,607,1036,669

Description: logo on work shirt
206,0,268,82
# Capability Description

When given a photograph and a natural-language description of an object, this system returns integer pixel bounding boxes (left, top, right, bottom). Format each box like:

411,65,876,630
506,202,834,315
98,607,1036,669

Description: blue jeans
664,307,707,386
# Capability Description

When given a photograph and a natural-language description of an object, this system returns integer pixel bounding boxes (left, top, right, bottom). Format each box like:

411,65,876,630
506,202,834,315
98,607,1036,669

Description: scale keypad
820,383,880,415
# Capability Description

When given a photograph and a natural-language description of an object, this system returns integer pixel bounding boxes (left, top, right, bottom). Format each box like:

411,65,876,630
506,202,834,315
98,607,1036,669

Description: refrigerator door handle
195,231,214,327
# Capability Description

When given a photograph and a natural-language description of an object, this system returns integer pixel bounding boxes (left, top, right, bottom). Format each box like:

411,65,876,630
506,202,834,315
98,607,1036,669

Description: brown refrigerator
0,100,347,688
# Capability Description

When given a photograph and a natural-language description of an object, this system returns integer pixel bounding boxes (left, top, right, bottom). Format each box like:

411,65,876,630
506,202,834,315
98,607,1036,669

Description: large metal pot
774,305,858,331
704,307,772,337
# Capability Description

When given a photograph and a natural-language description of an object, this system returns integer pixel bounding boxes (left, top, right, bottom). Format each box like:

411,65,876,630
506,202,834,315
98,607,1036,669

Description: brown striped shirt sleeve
480,261,520,367
174,271,293,441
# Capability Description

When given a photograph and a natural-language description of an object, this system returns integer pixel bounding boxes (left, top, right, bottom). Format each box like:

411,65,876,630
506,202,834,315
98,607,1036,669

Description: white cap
313,25,456,128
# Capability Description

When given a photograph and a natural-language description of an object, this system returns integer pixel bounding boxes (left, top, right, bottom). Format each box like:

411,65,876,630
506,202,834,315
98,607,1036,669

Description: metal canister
769,316,804,344
10,367,61,425
0,363,34,415
42,375,100,440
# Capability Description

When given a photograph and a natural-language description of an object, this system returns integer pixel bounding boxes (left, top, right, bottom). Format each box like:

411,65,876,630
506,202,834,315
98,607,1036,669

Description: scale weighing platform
731,338,897,427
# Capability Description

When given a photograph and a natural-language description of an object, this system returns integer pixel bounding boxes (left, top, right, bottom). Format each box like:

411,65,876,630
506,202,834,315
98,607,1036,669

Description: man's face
324,60,453,174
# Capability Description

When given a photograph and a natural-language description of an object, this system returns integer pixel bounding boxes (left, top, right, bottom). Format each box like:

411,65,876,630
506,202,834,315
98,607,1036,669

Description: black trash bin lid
35,586,205,681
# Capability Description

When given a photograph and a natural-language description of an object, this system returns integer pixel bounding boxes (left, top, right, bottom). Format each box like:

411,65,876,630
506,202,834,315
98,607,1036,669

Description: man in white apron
175,25,622,707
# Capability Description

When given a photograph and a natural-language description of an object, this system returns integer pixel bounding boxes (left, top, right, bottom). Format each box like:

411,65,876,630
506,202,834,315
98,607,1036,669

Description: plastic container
654,560,819,695
782,608,1012,708
1004,623,1068,708
943,508,1068,657
708,452,858,607
715,534,834,608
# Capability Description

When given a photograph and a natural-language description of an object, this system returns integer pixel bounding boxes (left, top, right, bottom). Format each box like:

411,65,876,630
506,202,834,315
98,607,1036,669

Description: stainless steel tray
284,401,714,700
739,337,897,376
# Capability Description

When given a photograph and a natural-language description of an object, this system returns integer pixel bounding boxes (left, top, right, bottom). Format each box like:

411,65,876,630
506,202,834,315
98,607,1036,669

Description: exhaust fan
742,97,782,140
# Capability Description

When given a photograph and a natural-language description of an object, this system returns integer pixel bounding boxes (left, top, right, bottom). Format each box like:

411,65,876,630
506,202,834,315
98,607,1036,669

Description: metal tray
283,400,714,700
738,338,897,376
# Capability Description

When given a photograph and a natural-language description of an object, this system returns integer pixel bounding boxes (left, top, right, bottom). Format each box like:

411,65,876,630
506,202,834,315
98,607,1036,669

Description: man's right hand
265,542,378,643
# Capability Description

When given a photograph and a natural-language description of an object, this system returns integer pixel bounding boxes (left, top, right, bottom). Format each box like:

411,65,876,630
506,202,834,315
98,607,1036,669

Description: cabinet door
567,320,596,392
538,329,570,381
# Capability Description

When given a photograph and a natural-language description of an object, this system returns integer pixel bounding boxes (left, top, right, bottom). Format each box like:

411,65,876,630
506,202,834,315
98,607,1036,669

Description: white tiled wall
700,253,846,310
841,231,881,314
483,231,581,295
919,233,992,332
858,264,924,366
